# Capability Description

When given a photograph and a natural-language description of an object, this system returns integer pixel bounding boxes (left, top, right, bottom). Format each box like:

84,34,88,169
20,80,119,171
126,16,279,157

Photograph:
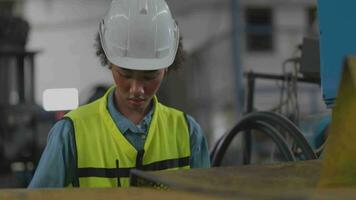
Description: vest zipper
116,159,121,187
131,149,145,186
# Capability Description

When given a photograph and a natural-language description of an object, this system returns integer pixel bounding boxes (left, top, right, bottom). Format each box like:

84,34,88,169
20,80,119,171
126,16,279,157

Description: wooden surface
318,57,356,187
0,160,323,200
3,160,356,199
2,187,356,200
132,160,322,199
0,188,222,200
131,160,356,199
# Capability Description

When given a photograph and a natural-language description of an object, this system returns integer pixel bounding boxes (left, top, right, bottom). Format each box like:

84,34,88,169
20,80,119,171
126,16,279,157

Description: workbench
132,160,322,199
2,160,356,199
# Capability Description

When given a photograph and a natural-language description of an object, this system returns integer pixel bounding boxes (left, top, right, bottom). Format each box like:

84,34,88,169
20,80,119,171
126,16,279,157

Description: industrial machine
0,15,51,187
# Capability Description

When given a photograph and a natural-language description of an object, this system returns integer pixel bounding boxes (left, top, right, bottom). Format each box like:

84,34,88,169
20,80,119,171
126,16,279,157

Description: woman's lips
128,98,145,105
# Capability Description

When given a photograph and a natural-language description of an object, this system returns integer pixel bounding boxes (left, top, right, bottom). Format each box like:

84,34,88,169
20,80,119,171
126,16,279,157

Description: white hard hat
99,0,179,70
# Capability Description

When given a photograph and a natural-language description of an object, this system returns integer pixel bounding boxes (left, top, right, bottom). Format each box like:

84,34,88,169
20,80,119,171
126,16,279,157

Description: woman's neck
113,92,152,124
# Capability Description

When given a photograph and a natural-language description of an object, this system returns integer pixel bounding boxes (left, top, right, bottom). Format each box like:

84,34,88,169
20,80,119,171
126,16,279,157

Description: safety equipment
99,0,179,70
65,87,191,187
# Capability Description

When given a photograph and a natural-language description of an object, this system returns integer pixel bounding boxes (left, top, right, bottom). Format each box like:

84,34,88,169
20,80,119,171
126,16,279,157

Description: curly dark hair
94,32,185,72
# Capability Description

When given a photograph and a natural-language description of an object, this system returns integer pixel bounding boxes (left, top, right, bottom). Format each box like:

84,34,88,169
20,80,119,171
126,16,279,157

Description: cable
212,120,295,166
211,111,316,167
211,112,297,166
249,112,316,159
275,56,301,124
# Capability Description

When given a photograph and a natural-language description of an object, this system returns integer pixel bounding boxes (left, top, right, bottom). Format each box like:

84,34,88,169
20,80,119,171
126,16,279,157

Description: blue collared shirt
28,89,210,188
108,90,153,150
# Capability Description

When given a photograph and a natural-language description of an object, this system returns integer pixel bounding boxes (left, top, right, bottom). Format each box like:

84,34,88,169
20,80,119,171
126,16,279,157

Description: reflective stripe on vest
77,156,190,177
65,87,191,187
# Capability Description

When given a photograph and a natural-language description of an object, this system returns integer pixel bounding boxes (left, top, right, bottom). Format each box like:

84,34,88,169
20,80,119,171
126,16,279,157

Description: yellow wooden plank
318,56,356,187
349,57,356,88
132,160,322,199
0,188,222,200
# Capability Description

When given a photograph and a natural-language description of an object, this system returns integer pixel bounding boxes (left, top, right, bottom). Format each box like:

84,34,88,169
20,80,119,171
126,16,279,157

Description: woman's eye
143,72,159,80
143,75,156,80
120,73,132,79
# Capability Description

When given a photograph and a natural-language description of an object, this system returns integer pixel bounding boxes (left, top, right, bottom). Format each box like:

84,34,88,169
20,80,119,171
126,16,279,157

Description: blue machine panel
318,0,356,107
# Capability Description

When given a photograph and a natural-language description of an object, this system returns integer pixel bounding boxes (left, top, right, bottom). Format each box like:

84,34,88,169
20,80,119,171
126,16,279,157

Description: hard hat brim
107,55,176,70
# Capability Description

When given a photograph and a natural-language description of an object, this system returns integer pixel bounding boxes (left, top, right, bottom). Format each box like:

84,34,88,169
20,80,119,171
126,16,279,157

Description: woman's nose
129,80,144,96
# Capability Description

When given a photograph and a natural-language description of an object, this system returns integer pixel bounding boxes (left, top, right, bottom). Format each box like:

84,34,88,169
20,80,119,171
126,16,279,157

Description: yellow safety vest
65,88,191,187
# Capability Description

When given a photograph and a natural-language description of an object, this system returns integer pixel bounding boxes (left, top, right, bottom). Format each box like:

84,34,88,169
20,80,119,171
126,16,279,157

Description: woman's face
110,64,166,113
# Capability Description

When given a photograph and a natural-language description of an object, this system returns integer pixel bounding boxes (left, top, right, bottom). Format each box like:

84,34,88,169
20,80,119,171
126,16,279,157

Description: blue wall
318,0,356,107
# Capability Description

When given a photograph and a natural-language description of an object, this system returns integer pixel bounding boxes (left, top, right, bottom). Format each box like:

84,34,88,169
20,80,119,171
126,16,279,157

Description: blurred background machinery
0,15,54,187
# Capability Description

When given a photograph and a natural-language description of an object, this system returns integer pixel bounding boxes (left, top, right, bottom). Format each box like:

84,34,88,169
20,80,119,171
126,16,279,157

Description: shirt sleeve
28,119,76,188
186,115,211,168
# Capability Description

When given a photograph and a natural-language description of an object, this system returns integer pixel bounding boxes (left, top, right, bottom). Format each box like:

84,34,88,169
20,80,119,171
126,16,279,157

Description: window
245,7,273,52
